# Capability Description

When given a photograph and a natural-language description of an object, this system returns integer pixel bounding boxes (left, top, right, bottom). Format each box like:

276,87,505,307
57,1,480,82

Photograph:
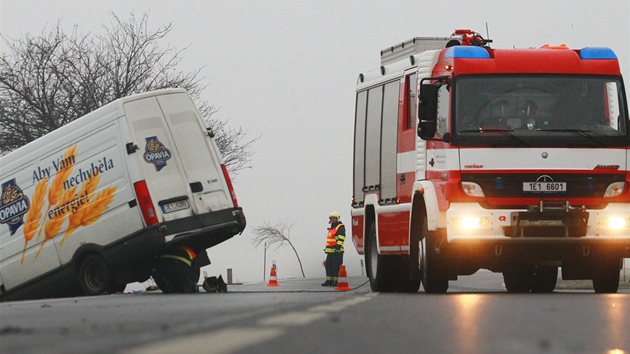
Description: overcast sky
1,1,628,284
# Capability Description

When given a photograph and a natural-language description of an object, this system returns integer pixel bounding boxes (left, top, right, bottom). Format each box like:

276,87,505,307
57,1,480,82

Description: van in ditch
0,88,246,301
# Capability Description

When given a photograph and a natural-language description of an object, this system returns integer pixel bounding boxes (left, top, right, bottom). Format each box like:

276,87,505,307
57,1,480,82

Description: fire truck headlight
451,216,491,230
607,217,628,229
603,182,625,197
461,182,485,197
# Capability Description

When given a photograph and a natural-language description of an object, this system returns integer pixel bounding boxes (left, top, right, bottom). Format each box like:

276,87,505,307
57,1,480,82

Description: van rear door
124,91,232,223
124,95,195,222
155,93,232,213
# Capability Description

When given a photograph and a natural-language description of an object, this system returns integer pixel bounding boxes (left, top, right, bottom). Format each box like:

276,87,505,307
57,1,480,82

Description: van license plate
161,199,190,213
523,182,566,193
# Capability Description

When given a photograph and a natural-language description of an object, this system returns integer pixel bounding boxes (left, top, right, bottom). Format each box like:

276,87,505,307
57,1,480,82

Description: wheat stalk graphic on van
14,144,118,263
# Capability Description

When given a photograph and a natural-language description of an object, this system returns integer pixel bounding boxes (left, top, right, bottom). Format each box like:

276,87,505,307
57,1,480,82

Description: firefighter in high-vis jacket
152,245,201,293
322,211,345,286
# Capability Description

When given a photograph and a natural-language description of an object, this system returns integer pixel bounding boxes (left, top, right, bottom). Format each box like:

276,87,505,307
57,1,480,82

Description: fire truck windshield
452,75,629,147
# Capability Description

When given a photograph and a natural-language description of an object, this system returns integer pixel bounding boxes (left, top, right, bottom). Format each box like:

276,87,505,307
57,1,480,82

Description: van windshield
452,75,629,147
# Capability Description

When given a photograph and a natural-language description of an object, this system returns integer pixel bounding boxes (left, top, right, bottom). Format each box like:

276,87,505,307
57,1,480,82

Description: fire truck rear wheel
592,258,620,294
78,254,115,296
366,223,396,292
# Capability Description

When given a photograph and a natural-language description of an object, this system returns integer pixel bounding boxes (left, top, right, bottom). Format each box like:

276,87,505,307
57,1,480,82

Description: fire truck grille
462,173,626,199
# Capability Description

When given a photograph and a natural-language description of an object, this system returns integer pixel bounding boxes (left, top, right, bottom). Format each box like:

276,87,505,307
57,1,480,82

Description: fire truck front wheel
592,258,620,294
530,266,558,293
502,265,535,293
366,223,397,292
420,219,449,294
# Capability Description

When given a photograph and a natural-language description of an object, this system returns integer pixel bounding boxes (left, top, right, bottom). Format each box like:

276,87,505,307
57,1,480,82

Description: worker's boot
321,280,333,286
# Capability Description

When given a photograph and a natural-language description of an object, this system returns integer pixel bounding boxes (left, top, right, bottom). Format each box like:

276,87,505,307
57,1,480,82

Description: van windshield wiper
458,128,530,147
539,129,606,147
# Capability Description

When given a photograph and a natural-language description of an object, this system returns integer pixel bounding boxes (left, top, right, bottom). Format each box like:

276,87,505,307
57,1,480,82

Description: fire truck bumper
445,202,630,242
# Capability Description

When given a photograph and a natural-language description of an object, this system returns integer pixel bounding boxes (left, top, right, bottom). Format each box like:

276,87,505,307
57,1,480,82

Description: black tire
503,266,534,293
397,223,421,293
78,254,115,296
530,266,558,293
592,258,620,294
366,223,396,292
420,218,448,294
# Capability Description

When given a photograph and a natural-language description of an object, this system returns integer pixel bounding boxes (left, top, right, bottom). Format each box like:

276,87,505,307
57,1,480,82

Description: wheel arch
410,194,428,242
71,244,107,272
413,181,442,231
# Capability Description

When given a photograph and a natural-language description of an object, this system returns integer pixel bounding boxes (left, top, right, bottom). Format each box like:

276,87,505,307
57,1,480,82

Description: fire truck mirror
418,83,439,139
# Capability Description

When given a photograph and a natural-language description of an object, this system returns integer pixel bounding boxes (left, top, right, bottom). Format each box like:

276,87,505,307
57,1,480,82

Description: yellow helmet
329,211,341,221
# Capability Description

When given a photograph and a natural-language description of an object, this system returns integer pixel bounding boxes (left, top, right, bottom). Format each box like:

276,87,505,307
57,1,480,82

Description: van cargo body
0,88,246,301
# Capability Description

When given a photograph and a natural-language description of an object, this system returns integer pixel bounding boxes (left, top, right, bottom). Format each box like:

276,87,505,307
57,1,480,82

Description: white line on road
258,311,328,326
124,328,283,354
124,293,374,354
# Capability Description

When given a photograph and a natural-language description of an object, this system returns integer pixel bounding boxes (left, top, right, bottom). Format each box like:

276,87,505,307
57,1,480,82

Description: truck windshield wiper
539,129,606,147
458,128,530,146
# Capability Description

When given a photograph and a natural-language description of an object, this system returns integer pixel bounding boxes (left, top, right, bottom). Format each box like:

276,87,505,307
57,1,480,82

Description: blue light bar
580,47,617,60
444,46,491,59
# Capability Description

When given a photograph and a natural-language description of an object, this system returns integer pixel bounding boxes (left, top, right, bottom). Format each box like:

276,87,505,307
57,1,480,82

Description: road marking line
258,311,327,326
124,328,283,354
309,295,373,312
308,304,348,312
125,293,373,353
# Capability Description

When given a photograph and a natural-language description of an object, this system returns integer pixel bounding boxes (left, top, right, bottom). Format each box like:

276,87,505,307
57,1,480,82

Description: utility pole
263,242,267,281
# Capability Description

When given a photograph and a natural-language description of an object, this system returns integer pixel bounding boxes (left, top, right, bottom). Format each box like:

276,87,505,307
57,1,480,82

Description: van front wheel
79,254,115,296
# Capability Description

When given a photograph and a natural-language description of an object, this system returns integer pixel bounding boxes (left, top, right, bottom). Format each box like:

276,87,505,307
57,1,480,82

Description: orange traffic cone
267,266,279,287
335,265,351,291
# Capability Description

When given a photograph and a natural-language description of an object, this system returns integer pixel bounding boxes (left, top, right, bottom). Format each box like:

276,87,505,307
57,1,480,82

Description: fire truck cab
351,30,630,293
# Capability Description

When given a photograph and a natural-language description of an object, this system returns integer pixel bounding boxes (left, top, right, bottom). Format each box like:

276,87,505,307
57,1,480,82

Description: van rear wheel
79,254,115,296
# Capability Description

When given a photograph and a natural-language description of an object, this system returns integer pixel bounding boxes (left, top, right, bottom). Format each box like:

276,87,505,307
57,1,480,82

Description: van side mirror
417,83,439,139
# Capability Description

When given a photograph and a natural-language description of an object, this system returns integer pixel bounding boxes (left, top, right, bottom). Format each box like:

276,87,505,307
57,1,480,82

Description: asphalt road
1,271,629,354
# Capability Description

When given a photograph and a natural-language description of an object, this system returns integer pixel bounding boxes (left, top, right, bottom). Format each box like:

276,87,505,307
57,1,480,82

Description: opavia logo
0,179,30,235
143,137,172,172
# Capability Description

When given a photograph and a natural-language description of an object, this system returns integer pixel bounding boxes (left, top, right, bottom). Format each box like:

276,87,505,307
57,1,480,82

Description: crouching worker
153,245,203,293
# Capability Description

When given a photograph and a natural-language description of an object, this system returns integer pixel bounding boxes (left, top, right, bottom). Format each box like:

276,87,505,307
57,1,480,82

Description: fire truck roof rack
380,37,452,65
380,30,492,65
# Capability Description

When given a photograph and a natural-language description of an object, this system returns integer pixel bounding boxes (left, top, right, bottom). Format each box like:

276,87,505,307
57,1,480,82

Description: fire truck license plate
161,199,190,213
523,182,566,193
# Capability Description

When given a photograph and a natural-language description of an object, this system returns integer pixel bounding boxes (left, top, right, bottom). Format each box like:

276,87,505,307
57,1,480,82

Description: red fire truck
351,30,630,293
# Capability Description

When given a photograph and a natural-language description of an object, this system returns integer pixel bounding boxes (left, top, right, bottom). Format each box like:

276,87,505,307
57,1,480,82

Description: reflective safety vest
325,223,345,254
161,245,196,267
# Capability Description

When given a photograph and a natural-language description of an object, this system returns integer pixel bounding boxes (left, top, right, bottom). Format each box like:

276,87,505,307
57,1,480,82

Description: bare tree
0,12,257,176
252,221,305,278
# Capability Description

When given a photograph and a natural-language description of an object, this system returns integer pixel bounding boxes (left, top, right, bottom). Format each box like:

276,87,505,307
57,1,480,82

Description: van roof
1,88,189,171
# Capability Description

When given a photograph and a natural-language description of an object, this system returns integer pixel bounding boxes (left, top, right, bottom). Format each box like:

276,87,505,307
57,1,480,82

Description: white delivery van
0,88,246,301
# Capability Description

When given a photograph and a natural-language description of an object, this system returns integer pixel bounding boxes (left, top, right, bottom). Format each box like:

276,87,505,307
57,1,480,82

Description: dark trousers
325,252,344,280
153,259,199,293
